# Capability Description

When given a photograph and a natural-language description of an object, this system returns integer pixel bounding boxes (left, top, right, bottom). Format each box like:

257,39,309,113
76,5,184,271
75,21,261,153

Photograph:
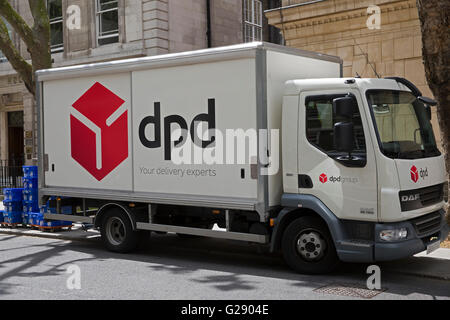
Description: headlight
379,228,408,241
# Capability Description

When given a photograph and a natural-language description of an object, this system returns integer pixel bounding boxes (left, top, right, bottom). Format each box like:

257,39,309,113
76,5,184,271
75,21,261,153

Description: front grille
419,184,444,207
399,183,444,211
411,211,442,237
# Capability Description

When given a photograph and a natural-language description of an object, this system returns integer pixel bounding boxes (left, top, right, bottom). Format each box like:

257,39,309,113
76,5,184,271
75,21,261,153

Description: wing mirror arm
332,96,366,167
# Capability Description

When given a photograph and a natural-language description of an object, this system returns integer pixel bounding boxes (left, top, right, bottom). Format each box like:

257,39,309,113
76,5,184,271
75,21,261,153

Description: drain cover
314,283,386,299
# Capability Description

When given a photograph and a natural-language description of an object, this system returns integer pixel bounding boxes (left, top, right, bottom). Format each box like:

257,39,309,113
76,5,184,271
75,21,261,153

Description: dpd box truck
36,42,448,273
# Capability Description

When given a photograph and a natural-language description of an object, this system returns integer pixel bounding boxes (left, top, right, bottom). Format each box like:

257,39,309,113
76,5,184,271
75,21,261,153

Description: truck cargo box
37,42,342,219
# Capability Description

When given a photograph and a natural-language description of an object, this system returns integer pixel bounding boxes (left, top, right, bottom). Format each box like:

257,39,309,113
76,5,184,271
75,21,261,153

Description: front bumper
336,209,449,263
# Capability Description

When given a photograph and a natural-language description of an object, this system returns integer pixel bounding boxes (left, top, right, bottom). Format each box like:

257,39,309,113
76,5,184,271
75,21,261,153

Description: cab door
297,89,378,222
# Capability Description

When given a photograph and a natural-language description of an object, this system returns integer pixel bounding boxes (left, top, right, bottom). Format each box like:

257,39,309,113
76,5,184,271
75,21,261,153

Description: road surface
0,233,449,300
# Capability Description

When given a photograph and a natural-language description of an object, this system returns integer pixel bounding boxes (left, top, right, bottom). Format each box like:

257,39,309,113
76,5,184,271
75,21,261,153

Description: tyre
281,216,339,274
100,208,139,253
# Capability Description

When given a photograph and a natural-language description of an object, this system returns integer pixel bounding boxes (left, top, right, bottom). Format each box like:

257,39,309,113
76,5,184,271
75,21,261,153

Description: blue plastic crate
22,212,29,225
29,212,39,226
40,219,61,228
23,201,39,213
4,212,22,224
47,205,73,215
23,166,38,179
23,204,33,214
3,188,24,202
35,212,44,226
3,200,23,213
23,178,38,190
0,210,4,223
23,189,39,202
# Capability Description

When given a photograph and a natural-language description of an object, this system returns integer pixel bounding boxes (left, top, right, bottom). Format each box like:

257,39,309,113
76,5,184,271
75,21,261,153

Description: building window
96,0,119,46
48,0,64,53
244,0,263,42
0,18,12,62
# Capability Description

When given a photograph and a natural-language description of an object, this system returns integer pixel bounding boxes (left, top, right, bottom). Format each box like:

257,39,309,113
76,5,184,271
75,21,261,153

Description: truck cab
277,77,448,273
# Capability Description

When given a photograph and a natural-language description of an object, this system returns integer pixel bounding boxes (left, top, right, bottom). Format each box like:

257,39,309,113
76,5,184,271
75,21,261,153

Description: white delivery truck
36,42,448,273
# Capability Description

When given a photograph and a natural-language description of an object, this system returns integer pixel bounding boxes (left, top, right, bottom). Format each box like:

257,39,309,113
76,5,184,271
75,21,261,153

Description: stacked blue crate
4,188,23,202
46,201,73,227
28,212,35,226
0,210,4,223
23,166,39,226
3,188,23,225
22,212,29,225
22,166,38,179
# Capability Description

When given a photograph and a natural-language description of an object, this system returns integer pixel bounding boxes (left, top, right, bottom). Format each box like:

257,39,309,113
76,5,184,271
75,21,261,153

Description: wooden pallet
35,225,73,232
0,222,23,228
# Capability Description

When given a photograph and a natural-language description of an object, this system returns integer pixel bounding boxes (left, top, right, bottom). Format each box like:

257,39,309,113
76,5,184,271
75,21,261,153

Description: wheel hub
296,231,326,261
106,217,126,246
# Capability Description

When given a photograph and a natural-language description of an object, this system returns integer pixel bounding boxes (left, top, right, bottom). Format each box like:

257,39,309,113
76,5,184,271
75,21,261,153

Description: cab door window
305,94,366,155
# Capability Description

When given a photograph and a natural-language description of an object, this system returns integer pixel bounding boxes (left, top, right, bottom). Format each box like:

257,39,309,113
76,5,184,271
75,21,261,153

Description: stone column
143,0,169,55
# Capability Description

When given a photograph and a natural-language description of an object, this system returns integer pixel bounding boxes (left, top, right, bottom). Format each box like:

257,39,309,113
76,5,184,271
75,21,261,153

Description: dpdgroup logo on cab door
70,82,128,181
318,173,358,184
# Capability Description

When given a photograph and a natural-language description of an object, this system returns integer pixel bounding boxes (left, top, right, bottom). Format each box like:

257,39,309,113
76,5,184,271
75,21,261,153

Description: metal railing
0,159,24,194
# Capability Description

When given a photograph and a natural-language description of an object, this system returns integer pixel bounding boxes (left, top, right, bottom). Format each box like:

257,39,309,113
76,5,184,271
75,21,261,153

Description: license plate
426,240,440,254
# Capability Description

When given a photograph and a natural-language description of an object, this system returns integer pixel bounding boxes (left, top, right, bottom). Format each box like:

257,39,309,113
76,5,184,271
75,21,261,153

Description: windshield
367,90,440,159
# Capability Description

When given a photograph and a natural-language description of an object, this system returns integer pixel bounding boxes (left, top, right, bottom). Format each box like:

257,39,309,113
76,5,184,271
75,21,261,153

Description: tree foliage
417,0,450,216
0,0,51,96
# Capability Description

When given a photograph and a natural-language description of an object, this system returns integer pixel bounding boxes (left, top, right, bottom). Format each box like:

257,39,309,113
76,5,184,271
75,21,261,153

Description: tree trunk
0,0,51,96
416,0,450,218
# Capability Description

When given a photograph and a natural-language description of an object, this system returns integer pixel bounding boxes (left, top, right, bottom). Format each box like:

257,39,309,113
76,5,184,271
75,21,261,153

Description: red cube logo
70,82,128,181
410,165,419,183
319,173,328,184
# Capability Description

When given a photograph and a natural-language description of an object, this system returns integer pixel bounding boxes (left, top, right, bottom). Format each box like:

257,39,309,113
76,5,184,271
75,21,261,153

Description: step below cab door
297,89,378,222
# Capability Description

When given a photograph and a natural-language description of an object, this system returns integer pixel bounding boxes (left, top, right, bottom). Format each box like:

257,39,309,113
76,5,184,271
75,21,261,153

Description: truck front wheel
281,216,338,274
100,209,139,253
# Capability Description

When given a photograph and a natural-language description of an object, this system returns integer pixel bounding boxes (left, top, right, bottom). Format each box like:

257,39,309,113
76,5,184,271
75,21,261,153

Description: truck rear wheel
281,216,338,274
100,209,139,253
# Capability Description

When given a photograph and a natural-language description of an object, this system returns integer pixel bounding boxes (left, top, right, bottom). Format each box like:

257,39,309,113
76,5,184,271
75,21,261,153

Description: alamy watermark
165,127,280,176
366,5,381,30
66,264,81,290
66,5,81,31
366,265,381,290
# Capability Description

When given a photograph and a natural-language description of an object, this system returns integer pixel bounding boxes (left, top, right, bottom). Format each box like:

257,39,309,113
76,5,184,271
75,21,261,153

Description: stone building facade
266,0,442,145
0,0,282,166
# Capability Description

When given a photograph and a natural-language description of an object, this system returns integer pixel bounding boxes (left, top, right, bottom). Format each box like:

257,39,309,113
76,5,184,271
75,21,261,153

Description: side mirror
418,96,437,106
425,105,432,121
334,122,354,153
333,96,357,119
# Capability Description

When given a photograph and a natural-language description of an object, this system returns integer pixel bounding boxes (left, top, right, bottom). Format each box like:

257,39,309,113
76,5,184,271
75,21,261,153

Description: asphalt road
0,233,449,300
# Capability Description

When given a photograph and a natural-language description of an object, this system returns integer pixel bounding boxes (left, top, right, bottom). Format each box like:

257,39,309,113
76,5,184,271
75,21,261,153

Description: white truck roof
36,42,342,82
284,78,413,95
